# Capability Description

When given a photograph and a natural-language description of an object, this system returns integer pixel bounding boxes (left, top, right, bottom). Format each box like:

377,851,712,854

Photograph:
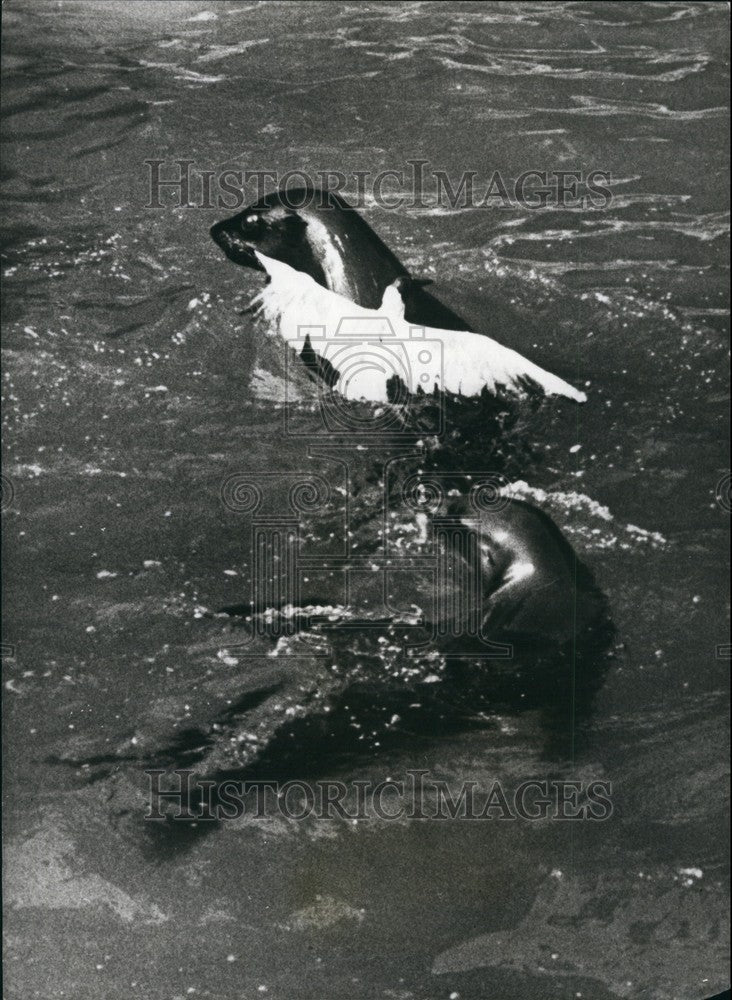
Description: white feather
251,252,587,404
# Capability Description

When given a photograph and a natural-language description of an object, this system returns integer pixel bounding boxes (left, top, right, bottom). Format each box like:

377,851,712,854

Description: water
2,2,729,998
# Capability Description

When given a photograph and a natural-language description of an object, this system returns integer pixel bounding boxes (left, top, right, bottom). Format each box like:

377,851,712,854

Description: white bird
250,252,587,404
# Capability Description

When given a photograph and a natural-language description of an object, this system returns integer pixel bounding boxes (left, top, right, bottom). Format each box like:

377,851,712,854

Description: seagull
250,252,587,404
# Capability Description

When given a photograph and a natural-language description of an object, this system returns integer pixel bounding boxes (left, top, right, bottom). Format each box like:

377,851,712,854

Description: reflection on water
2,2,729,999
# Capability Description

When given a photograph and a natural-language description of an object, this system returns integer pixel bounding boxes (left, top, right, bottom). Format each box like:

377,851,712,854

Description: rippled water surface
2,2,730,999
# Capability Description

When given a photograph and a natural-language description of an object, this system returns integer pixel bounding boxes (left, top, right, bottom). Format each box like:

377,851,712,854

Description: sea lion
210,187,471,331
221,493,608,648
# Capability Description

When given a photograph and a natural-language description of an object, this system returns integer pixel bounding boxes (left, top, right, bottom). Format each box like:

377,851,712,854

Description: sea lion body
464,497,605,642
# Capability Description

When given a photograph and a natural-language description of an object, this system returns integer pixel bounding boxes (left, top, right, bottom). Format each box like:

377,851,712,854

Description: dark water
2,2,729,998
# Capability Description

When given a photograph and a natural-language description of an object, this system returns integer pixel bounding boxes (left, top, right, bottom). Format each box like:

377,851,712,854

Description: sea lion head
210,189,339,286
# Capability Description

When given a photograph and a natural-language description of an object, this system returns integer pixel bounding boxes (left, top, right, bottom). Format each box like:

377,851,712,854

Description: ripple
541,95,727,120
435,50,708,84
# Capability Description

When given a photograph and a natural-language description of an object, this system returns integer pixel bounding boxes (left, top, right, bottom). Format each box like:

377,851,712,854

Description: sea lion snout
211,199,328,285
209,218,265,270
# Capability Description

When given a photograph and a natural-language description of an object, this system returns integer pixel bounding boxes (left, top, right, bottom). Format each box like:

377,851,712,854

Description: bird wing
428,327,587,403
